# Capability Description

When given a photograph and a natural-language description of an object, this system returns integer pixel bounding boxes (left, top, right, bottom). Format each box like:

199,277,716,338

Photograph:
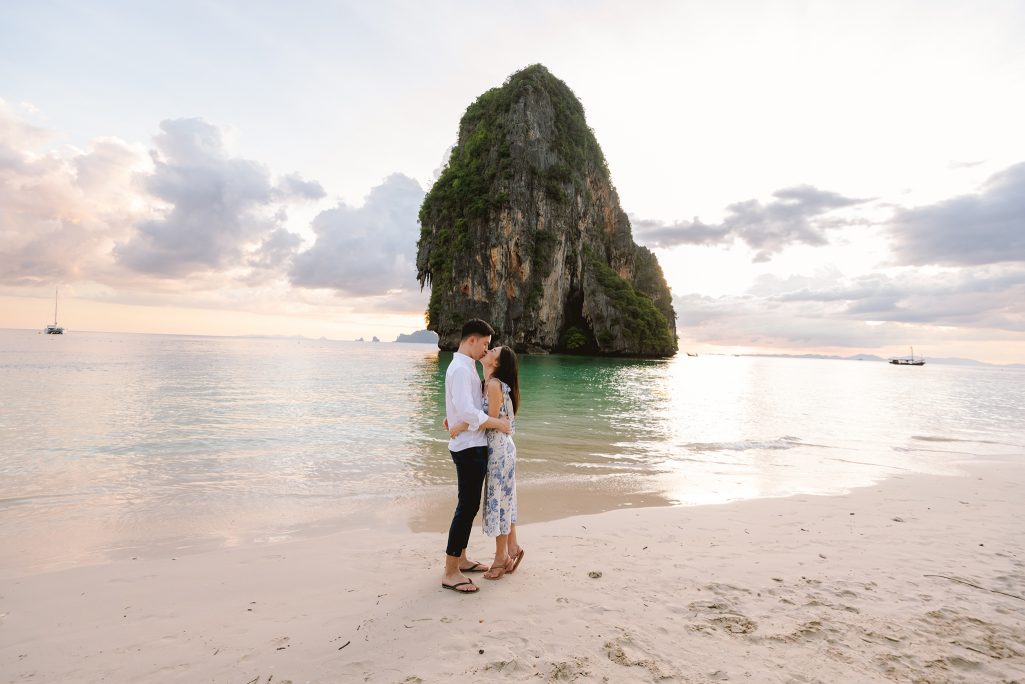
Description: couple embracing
441,319,524,594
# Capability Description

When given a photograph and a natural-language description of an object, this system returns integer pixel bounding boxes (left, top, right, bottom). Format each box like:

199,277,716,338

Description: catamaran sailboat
44,287,64,334
889,346,924,366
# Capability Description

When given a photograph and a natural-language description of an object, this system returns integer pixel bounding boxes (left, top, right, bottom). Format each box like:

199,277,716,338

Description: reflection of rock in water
402,351,677,532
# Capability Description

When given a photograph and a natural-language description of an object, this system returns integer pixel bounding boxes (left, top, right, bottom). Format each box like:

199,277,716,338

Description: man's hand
494,417,512,434
447,420,470,439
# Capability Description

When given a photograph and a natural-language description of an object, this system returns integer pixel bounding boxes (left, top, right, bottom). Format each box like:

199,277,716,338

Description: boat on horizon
44,287,64,335
889,346,924,366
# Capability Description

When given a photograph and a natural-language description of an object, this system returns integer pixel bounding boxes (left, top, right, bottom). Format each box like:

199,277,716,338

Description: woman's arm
449,415,509,437
480,380,511,433
485,380,503,419
446,381,510,438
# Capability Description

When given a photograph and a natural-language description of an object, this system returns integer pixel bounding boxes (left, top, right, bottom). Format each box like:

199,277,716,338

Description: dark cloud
115,119,280,276
631,217,729,247
275,173,326,201
672,291,904,348
889,162,1025,266
675,265,1025,351
776,268,1025,331
243,227,304,284
114,118,320,279
290,173,426,296
0,106,426,310
635,185,870,261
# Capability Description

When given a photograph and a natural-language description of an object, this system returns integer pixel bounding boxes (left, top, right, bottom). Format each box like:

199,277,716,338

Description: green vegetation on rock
589,256,677,355
418,65,607,318
560,326,590,352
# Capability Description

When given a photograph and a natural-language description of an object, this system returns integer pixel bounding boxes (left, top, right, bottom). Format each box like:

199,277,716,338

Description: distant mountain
395,329,440,344
741,353,885,362
738,352,1024,368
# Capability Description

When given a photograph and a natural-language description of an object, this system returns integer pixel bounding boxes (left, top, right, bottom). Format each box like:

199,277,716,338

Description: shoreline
0,459,962,581
3,459,1024,682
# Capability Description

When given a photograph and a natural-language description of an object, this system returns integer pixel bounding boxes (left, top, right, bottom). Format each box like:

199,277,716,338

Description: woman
449,345,524,579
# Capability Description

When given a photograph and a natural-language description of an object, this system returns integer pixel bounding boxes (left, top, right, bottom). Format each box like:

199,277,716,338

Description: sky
1,0,1024,363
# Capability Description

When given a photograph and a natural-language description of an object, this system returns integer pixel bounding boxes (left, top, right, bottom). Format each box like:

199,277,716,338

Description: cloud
889,162,1025,266
0,105,428,315
114,118,313,277
773,267,1025,331
631,217,729,247
275,173,326,201
635,185,870,261
674,264,1025,352
290,173,426,296
673,291,905,348
0,100,149,285
243,226,304,285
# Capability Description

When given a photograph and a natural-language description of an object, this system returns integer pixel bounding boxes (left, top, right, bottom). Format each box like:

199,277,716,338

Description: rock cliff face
416,65,677,356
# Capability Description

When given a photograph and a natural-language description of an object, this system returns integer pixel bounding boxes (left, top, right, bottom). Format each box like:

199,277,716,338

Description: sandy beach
3,461,1024,683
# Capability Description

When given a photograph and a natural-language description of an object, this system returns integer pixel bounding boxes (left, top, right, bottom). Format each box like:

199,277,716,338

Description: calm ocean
2,329,1023,576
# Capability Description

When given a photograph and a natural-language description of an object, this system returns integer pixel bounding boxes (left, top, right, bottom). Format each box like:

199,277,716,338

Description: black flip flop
441,580,479,594
460,562,488,573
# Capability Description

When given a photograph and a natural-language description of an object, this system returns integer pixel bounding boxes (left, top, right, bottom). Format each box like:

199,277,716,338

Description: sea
2,328,1023,577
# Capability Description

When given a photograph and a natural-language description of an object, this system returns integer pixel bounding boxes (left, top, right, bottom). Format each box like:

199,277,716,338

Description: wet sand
2,461,1024,683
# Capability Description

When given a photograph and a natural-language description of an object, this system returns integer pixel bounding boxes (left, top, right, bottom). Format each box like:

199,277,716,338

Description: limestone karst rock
416,65,677,356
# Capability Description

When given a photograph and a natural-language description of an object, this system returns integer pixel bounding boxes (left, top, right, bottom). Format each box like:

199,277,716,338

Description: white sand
3,462,1024,683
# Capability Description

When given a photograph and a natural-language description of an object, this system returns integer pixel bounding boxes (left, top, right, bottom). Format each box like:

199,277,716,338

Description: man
441,319,512,594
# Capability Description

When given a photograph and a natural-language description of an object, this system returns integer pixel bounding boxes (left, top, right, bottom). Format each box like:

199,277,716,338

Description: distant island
395,329,440,344
725,352,1025,369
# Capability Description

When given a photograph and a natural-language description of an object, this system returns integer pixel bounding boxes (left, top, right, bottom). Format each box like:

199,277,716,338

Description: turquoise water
1,328,1023,575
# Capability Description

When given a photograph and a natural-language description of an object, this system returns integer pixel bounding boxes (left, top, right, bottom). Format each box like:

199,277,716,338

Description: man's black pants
445,445,488,557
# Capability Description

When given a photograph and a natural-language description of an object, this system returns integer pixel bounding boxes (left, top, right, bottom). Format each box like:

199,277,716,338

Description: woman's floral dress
483,380,516,537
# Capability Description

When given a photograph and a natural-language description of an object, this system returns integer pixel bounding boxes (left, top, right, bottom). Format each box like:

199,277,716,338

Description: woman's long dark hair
493,346,520,414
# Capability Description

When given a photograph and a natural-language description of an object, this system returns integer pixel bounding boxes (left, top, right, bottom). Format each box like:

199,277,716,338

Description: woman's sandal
507,549,525,573
483,557,514,580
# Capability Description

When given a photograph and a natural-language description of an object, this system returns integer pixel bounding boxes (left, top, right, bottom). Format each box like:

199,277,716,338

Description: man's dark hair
460,319,495,340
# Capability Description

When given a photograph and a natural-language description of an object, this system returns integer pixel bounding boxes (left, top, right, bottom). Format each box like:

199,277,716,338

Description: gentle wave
1,329,1023,575
682,436,807,453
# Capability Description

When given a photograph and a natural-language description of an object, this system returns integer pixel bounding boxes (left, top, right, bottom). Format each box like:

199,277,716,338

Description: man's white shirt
445,352,490,451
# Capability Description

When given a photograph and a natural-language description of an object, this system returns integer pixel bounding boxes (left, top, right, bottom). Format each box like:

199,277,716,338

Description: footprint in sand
709,615,757,635
546,658,589,680
768,620,826,643
687,599,758,636
604,635,677,679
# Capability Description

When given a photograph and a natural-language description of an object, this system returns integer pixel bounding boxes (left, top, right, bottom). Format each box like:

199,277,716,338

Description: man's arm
451,366,488,431
451,367,511,434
